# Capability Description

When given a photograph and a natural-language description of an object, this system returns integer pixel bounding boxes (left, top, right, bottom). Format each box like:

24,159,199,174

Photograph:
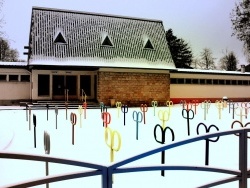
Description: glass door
80,75,91,96
52,75,77,100
53,75,64,100
66,75,77,100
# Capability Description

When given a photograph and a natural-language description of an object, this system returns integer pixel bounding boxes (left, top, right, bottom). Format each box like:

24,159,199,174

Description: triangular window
54,32,67,44
144,39,154,49
102,36,113,47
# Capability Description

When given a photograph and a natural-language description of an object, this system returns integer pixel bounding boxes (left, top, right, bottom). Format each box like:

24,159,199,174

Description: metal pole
64,89,66,102
239,129,247,188
34,127,36,148
107,168,112,188
65,89,69,102
46,161,49,188
46,103,49,121
29,107,31,131
205,139,209,165
102,168,108,188
26,103,28,121
81,89,83,102
67,89,69,102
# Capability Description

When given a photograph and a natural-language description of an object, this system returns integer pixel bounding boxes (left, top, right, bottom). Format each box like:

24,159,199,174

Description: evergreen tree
219,51,238,71
166,29,193,68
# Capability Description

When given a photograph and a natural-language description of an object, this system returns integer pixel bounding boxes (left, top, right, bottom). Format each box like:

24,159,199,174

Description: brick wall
97,71,170,106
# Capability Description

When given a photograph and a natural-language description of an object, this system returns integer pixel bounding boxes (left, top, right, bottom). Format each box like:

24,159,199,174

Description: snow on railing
0,128,249,188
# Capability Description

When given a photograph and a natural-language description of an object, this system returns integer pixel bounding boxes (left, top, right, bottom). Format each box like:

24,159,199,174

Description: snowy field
0,102,250,188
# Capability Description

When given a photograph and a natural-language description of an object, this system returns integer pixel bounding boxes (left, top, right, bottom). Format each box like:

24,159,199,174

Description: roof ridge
32,6,163,23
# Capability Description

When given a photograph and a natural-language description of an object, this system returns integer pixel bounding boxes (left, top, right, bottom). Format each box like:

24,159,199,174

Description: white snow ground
0,102,249,188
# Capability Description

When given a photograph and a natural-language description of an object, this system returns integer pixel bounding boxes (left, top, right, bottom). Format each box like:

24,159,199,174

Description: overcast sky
1,0,247,66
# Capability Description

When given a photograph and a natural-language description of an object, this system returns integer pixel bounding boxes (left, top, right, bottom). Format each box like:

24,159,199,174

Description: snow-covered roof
28,7,175,69
31,57,172,70
172,68,250,75
0,61,28,66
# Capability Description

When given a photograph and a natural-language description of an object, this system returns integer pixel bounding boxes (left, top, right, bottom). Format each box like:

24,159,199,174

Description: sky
0,0,247,66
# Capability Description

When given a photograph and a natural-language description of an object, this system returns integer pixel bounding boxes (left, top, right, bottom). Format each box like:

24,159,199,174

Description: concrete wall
0,68,31,105
97,68,170,106
170,84,250,102
170,72,250,103
0,82,30,100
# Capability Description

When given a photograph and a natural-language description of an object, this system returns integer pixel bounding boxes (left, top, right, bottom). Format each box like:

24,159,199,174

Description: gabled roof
28,7,175,69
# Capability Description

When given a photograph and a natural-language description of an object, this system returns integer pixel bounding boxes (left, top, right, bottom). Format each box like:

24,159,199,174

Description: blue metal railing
0,128,249,188
0,153,107,187
108,128,248,188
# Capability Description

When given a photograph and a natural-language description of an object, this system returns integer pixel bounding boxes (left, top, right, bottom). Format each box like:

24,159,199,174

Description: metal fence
0,128,249,188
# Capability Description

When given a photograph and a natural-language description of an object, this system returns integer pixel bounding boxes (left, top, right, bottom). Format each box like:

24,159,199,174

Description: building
170,68,250,103
0,62,31,105
23,6,175,106
0,7,249,106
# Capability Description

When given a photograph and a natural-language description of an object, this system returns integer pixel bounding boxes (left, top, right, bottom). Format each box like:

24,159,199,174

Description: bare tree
0,37,8,60
198,48,216,70
0,37,19,61
0,0,4,37
219,51,238,71
231,0,250,63
0,1,22,62
0,0,3,14
190,57,201,69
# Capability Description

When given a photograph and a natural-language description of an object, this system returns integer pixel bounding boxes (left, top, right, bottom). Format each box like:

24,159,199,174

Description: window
225,80,231,85
170,78,177,84
178,78,184,84
213,80,219,85
0,75,6,81
101,36,113,47
243,80,248,85
219,80,225,85
185,79,191,84
168,77,250,86
232,80,237,85
206,79,212,84
9,75,18,81
54,32,67,44
144,39,154,49
200,79,206,84
192,79,199,84
38,74,50,96
21,75,30,82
